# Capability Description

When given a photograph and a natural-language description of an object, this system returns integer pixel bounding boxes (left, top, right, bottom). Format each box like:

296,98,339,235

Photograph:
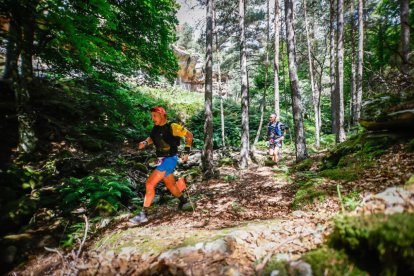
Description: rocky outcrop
359,93,414,133
173,46,204,92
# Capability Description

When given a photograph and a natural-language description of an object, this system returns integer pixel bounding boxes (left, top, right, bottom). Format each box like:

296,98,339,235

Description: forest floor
11,143,414,275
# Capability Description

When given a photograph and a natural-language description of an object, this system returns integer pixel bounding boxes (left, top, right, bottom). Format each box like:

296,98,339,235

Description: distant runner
267,113,286,164
129,106,193,224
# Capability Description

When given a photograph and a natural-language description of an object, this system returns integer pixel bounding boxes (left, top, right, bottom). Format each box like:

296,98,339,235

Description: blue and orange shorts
155,155,178,177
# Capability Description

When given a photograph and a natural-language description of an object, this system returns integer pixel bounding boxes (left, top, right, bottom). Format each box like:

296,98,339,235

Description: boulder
359,93,414,133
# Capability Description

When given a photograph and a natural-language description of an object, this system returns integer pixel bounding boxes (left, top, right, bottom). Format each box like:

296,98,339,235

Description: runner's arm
138,137,153,150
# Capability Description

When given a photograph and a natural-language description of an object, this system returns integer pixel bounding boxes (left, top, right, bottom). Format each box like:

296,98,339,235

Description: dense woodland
0,0,413,275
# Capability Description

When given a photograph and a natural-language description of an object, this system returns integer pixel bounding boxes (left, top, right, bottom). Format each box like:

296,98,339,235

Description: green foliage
218,157,236,167
329,213,414,275
343,190,362,211
0,164,46,233
58,173,136,216
230,201,244,213
137,86,204,123
292,178,326,210
223,174,236,182
302,247,367,276
12,0,179,80
189,97,242,149
176,22,195,49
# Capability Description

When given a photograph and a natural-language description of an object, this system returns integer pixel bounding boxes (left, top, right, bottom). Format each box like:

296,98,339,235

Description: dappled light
1,0,413,274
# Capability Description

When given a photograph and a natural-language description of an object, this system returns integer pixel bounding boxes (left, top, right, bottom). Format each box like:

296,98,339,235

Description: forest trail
12,143,414,275
16,149,344,275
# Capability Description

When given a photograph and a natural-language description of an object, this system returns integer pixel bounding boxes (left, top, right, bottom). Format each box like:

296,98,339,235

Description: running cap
150,106,167,115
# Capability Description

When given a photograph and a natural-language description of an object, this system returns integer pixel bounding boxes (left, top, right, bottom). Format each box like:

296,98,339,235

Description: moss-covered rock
360,94,414,132
302,247,367,276
292,159,313,172
319,167,359,182
262,258,289,276
329,213,414,275
321,132,397,170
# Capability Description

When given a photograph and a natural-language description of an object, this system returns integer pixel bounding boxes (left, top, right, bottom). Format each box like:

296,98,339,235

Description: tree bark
202,0,215,178
273,0,280,118
252,0,270,151
285,0,307,161
399,0,410,74
213,0,226,148
355,0,364,123
303,0,320,148
350,0,357,126
8,4,38,154
330,0,337,134
335,0,346,143
239,0,249,169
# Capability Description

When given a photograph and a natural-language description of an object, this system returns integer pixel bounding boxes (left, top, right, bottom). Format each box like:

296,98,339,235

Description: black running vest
150,122,181,157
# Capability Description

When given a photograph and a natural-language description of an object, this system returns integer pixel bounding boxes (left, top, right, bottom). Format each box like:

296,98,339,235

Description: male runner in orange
129,106,193,223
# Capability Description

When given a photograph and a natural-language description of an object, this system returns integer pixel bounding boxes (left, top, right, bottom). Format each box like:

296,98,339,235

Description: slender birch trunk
336,0,346,143
355,0,364,123
350,0,357,126
212,0,226,148
239,0,250,168
330,0,337,134
274,0,281,118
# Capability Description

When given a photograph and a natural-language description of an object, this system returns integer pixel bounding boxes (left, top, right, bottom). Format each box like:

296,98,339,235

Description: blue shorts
155,155,178,177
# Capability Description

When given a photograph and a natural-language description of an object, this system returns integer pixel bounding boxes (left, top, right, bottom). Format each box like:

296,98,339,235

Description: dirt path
15,150,342,275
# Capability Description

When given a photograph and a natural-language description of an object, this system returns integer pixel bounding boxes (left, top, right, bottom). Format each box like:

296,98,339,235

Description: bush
58,172,136,216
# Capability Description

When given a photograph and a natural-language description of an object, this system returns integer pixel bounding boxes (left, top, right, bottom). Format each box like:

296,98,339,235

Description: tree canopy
1,0,179,80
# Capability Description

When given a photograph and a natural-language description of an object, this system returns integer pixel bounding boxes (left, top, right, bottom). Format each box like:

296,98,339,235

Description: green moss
292,178,326,210
262,258,289,276
319,167,358,182
321,132,395,170
303,247,367,276
293,159,313,172
329,213,414,275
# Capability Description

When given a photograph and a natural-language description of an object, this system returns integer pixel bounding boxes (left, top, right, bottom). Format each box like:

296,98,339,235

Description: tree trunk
8,6,38,154
274,0,280,118
202,0,215,178
399,0,410,74
239,0,249,169
335,0,346,143
3,17,19,80
350,0,357,126
303,0,320,148
285,0,307,161
355,0,364,123
330,0,337,134
252,0,270,151
213,0,226,148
